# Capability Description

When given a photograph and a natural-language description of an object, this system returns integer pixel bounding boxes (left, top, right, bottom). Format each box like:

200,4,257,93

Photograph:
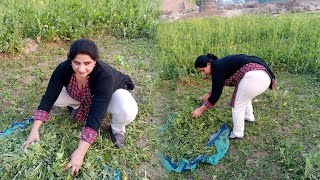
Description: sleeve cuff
204,100,214,109
34,110,50,123
81,127,98,144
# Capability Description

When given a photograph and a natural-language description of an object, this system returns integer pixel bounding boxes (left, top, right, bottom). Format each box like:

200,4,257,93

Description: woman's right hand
21,130,40,149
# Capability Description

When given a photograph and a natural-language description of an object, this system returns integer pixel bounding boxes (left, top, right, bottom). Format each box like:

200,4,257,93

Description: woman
21,38,138,174
192,54,276,139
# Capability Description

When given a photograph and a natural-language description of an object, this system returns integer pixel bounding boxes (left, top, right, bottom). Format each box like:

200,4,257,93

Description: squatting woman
21,38,138,174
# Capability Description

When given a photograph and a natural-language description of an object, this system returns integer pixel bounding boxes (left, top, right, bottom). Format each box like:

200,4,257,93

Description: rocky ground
160,0,320,20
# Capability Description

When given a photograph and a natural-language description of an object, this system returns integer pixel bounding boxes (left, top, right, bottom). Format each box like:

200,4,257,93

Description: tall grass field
0,0,159,53
155,15,320,79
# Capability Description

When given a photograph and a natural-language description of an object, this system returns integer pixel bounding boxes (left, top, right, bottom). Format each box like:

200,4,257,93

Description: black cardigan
208,54,276,106
37,59,134,132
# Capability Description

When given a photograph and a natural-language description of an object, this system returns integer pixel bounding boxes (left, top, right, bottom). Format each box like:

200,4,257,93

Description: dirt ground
160,0,320,20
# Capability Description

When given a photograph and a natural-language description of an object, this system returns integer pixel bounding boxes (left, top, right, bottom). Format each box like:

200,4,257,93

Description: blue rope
0,117,33,137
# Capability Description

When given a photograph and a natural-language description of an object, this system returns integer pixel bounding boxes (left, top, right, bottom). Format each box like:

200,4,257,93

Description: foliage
105,0,160,38
155,14,320,79
0,0,160,53
304,151,320,179
278,139,305,176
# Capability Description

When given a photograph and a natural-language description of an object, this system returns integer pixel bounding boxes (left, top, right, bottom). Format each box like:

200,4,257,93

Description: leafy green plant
279,140,305,176
304,151,320,179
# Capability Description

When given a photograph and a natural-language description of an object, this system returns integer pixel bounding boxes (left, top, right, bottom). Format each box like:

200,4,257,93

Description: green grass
0,9,319,179
155,14,320,79
0,35,319,179
0,0,159,53
157,72,320,179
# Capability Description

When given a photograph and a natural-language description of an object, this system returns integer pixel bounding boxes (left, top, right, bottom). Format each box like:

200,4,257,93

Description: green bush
155,14,320,79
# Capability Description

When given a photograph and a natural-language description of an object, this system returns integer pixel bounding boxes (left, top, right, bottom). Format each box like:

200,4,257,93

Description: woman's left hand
192,107,203,118
64,149,85,175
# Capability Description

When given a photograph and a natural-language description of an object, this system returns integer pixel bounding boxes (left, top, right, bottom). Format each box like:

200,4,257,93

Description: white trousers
232,70,271,137
54,87,138,134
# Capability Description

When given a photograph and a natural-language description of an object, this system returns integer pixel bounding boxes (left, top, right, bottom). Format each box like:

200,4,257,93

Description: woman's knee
110,89,138,121
120,104,138,122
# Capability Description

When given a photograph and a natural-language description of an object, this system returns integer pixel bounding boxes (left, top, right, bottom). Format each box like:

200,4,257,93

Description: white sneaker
245,114,255,122
229,131,243,139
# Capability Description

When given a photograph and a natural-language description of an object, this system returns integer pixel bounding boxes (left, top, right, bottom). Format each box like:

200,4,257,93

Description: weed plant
155,14,320,79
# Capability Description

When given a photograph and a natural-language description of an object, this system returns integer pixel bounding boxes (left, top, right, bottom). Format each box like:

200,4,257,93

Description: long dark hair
194,53,218,68
67,38,99,61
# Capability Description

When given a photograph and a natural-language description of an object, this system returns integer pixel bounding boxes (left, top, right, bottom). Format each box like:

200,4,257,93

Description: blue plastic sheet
160,123,230,173
97,158,121,180
0,117,33,137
